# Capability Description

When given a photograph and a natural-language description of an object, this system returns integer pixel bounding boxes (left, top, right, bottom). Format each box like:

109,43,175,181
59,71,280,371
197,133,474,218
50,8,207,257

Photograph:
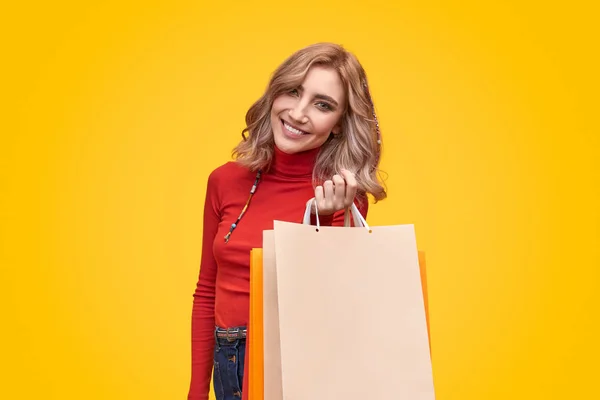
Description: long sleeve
188,173,221,400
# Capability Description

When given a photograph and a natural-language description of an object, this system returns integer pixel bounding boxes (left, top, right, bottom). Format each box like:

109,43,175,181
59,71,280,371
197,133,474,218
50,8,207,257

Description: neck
269,145,319,178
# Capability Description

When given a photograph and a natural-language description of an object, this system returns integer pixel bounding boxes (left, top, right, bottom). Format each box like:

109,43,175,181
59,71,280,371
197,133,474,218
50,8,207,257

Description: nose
288,103,308,124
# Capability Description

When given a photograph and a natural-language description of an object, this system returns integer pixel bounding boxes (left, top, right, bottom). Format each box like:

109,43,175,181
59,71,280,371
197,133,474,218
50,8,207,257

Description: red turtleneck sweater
188,146,368,400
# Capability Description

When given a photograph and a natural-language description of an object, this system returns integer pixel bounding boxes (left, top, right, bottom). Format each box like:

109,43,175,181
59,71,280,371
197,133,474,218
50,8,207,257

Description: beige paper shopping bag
261,231,283,400
270,200,435,400
251,239,431,400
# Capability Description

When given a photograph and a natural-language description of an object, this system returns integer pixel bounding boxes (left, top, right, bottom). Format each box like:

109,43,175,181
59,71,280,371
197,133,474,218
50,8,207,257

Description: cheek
271,96,293,114
313,113,342,135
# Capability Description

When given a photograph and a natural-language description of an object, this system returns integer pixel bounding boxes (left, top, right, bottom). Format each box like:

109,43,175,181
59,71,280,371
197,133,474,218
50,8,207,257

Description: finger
314,185,325,211
323,180,334,205
331,174,346,207
341,169,358,206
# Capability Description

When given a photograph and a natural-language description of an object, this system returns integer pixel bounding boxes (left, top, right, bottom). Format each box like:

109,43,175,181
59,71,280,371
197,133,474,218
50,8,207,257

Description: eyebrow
298,85,339,107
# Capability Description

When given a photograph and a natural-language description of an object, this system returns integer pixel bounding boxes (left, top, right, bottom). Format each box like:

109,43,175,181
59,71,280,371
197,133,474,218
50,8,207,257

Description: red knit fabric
188,145,368,400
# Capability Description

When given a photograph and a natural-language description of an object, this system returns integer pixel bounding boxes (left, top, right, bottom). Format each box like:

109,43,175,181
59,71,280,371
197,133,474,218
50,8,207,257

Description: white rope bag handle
302,198,370,231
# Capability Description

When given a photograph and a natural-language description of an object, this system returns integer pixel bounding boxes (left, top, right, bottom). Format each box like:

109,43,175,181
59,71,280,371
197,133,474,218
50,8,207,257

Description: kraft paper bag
271,200,435,400
248,200,434,400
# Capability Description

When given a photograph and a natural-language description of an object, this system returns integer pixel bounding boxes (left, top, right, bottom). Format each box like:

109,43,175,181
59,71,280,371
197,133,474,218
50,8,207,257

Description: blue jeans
213,327,247,400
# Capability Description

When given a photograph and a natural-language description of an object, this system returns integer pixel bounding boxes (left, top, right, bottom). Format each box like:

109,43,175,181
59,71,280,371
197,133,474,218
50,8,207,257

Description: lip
281,119,309,139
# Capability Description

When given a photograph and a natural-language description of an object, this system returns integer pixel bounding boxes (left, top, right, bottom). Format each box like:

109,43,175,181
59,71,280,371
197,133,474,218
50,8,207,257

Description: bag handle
302,198,370,231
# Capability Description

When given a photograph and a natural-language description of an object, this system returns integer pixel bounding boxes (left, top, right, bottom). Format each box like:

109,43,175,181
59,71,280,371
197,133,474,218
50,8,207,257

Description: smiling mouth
282,120,309,135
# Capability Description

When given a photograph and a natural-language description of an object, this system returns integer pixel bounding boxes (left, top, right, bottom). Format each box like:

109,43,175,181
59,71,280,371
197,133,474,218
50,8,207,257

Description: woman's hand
314,169,357,216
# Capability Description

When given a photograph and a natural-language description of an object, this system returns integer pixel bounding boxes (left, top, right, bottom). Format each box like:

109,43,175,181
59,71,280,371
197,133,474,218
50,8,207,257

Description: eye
289,88,299,96
316,102,333,111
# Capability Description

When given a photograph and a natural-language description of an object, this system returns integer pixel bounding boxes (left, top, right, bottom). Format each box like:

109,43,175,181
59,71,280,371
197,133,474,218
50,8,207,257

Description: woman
188,42,386,400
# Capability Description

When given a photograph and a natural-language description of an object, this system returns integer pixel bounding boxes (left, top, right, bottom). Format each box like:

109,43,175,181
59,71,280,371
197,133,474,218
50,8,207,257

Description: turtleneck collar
269,144,319,178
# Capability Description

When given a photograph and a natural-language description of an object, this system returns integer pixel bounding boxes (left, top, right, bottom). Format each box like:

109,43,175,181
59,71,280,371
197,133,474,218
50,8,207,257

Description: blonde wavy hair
233,42,386,202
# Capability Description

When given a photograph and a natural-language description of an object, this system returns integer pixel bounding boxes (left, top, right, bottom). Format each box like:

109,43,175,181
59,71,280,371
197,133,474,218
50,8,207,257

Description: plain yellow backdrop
1,1,598,399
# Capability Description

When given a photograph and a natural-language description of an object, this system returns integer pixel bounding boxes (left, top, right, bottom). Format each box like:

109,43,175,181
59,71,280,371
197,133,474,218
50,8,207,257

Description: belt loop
214,327,221,352
226,327,239,342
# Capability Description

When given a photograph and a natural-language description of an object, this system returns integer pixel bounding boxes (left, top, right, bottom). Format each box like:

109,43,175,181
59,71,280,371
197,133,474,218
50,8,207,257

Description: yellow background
1,1,598,399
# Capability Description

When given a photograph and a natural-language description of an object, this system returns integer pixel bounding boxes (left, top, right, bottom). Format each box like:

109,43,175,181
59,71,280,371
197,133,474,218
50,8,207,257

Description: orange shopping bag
248,248,265,400
248,201,434,400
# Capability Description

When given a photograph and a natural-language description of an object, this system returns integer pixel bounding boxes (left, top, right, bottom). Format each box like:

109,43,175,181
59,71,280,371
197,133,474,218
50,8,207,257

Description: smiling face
270,65,346,154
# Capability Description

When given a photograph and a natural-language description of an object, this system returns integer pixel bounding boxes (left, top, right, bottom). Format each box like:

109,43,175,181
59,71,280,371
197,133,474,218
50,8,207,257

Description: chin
273,136,301,154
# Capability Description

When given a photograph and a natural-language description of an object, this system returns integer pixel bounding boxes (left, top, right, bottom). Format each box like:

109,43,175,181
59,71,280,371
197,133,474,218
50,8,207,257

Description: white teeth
283,121,306,135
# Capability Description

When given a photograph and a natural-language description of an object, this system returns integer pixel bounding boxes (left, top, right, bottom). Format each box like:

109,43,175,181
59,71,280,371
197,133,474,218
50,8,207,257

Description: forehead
302,66,345,103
